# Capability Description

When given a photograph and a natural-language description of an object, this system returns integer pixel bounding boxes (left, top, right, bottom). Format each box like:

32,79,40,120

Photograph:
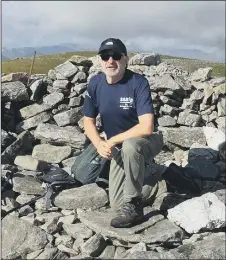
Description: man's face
99,51,128,77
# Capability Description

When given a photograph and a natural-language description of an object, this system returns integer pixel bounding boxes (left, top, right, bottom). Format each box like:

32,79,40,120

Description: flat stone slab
77,207,165,242
1,81,29,102
34,123,86,149
54,184,108,210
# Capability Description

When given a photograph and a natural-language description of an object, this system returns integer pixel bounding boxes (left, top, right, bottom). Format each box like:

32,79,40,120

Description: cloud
2,1,225,61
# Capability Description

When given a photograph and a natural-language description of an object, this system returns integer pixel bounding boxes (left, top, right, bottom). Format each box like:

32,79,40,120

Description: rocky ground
1,53,226,259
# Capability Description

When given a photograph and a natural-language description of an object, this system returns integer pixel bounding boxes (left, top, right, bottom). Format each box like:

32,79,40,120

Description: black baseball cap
98,38,127,56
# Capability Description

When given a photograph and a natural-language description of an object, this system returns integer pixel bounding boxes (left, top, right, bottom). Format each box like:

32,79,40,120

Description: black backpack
71,142,111,187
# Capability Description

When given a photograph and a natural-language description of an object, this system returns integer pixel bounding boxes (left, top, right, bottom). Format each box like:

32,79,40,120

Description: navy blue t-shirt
82,69,154,140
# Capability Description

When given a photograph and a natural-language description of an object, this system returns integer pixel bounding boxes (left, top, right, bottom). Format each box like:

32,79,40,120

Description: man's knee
122,138,142,155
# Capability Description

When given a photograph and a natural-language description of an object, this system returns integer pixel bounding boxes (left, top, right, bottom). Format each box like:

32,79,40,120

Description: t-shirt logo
120,97,134,110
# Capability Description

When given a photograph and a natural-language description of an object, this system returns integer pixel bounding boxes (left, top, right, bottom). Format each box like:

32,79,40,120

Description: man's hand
96,140,112,159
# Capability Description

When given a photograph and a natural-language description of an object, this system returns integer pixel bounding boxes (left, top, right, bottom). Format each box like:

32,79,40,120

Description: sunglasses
100,52,123,61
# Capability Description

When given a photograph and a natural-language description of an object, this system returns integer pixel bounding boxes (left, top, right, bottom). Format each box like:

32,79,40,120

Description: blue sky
2,1,225,62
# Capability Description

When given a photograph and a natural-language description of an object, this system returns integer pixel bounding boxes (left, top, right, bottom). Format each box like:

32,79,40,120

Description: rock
114,247,126,259
129,53,161,66
53,80,69,89
55,61,78,78
80,233,106,257
203,126,225,151
26,249,44,259
1,81,29,102
35,212,63,223
191,67,212,82
55,235,74,248
77,207,165,243
53,108,83,126
167,192,226,234
54,184,108,210
2,215,49,259
63,223,93,239
1,72,28,84
30,79,45,101
34,123,86,149
19,92,64,119
177,111,201,127
158,115,177,126
14,155,49,171
159,126,206,149
16,111,51,132
68,55,93,66
151,74,181,91
34,247,59,259
32,144,71,163
1,129,16,150
176,232,225,259
215,116,226,133
212,189,226,204
217,96,226,117
73,83,88,95
190,90,204,101
1,131,33,164
12,175,44,195
58,214,76,225
99,245,116,259
48,69,57,80
69,96,82,107
71,71,87,84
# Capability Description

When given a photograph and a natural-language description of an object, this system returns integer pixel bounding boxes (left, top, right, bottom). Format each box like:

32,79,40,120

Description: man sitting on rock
82,38,166,228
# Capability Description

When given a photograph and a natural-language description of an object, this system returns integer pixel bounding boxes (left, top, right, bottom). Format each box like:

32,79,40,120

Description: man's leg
109,133,164,227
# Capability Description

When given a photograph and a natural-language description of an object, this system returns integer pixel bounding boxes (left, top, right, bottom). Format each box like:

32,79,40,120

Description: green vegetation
1,51,225,77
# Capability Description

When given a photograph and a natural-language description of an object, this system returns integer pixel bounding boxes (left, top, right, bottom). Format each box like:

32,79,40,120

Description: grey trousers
109,132,167,210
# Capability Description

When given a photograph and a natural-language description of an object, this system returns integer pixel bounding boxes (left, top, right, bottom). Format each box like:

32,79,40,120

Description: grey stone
32,144,71,163
122,250,186,259
16,194,36,204
53,79,69,89
80,233,106,257
99,245,116,259
191,67,212,82
159,126,206,149
68,55,93,66
30,79,45,101
54,183,108,210
129,53,161,66
2,215,49,259
71,71,87,83
19,92,64,119
48,69,56,80
14,155,49,171
63,223,93,239
215,116,226,133
1,72,28,84
160,95,182,107
181,98,197,111
53,108,83,126
217,96,226,117
159,104,179,117
1,129,16,150
158,115,177,126
26,249,44,259
190,89,204,101
62,156,78,168
1,131,33,164
34,123,86,149
151,74,182,91
55,235,74,248
55,61,78,78
69,96,82,107
34,247,59,260
167,192,226,234
77,207,165,243
203,126,225,151
114,247,126,259
35,212,63,223
73,83,88,95
16,111,51,132
12,175,44,195
176,232,225,259
1,81,29,102
177,111,201,127
212,189,226,204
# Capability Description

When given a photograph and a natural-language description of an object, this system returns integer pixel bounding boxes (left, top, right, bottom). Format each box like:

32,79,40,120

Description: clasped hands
96,139,117,159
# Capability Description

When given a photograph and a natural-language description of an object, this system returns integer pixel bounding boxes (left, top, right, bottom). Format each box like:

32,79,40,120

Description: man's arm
83,116,102,149
108,113,154,146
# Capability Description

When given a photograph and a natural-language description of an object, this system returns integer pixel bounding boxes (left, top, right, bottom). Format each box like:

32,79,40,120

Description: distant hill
2,44,79,61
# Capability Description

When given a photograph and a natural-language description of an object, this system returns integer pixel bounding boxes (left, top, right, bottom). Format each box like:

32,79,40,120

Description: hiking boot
110,198,144,228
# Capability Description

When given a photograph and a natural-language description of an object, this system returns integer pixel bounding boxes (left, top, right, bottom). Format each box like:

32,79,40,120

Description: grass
1,51,225,77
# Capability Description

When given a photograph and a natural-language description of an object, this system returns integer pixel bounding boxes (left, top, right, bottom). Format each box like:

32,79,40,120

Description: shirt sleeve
135,78,154,116
82,79,99,118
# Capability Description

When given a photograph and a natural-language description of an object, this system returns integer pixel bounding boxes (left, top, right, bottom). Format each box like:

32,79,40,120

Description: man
82,38,165,228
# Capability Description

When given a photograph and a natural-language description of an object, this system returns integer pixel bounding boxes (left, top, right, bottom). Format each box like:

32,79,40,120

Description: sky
2,1,226,62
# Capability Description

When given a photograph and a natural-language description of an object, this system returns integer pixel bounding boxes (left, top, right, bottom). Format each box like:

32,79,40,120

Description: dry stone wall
1,53,226,259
